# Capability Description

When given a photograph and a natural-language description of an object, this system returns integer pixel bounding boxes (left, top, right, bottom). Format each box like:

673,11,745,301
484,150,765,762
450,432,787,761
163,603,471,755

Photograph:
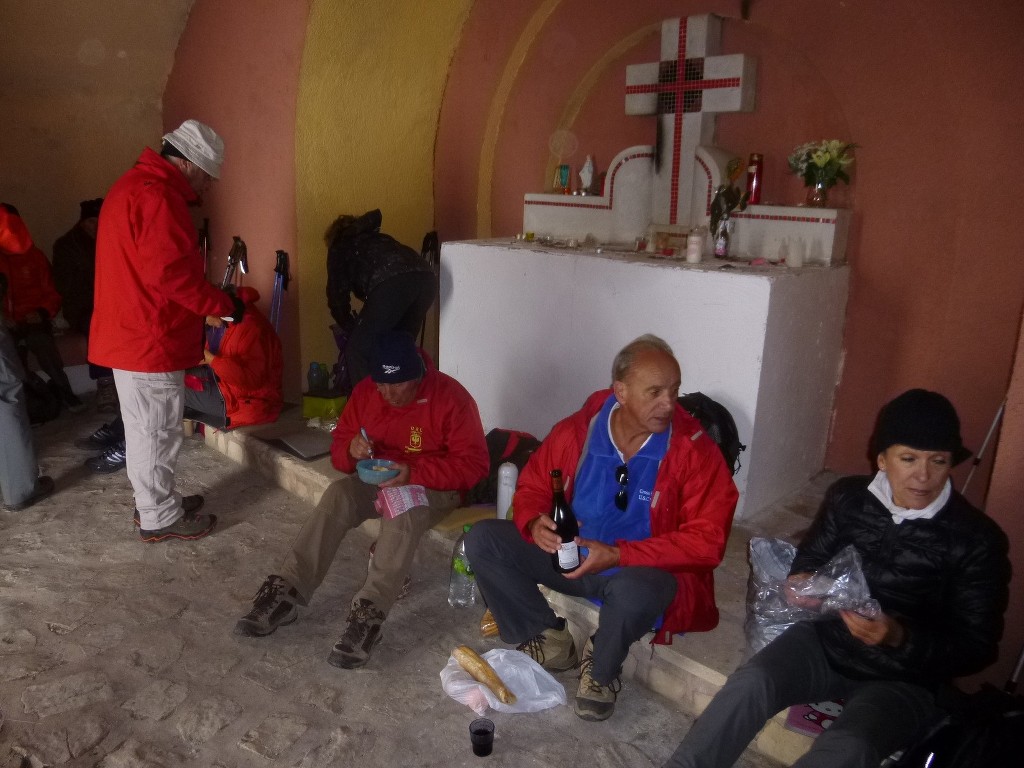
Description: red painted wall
163,0,312,401
436,0,1024,685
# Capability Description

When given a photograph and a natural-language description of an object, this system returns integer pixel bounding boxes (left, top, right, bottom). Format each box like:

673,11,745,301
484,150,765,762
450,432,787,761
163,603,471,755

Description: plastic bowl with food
356,458,400,485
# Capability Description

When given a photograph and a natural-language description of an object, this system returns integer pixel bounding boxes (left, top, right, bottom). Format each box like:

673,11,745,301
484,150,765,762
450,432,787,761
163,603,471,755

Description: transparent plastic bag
440,648,566,716
744,538,882,654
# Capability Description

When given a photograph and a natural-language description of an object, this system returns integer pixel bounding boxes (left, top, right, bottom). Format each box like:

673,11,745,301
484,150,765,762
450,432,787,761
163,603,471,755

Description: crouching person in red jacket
465,334,739,722
184,286,283,429
89,119,242,544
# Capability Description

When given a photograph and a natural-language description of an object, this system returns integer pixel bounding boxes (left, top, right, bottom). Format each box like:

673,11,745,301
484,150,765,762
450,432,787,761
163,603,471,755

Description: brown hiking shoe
573,636,621,721
327,598,385,669
234,575,299,637
516,618,579,672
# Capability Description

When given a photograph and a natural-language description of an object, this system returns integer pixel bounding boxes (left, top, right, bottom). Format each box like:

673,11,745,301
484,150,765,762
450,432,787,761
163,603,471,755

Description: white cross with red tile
625,14,756,227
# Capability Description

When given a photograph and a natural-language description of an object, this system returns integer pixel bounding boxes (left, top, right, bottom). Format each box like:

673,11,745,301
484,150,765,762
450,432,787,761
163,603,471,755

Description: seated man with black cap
663,389,1011,768
235,330,488,670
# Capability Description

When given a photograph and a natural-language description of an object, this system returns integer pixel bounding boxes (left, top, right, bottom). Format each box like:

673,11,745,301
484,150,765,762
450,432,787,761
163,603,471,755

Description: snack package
744,538,882,654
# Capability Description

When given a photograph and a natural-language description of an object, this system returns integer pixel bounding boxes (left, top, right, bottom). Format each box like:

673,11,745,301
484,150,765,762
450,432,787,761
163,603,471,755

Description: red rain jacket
89,148,233,372
209,287,283,428
0,210,62,323
512,389,739,641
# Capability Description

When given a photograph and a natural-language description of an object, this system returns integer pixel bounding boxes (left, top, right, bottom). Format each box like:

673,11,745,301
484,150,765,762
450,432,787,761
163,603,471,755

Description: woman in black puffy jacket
665,389,1011,768
325,209,435,388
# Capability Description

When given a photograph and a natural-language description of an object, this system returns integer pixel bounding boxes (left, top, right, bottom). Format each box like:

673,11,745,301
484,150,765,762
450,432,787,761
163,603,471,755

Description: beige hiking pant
278,475,459,615
114,368,185,530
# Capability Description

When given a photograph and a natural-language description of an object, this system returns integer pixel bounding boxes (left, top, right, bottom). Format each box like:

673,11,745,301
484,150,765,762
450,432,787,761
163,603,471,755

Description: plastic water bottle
448,524,476,608
496,462,518,520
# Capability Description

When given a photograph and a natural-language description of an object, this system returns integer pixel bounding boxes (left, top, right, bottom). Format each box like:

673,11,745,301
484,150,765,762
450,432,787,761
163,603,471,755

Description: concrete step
202,407,836,765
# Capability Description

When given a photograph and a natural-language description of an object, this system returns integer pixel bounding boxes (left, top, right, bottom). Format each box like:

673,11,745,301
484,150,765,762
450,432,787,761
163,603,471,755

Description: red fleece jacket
512,389,739,639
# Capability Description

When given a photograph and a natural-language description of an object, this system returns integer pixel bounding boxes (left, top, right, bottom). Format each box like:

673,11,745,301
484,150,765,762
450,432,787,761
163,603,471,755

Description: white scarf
868,470,950,525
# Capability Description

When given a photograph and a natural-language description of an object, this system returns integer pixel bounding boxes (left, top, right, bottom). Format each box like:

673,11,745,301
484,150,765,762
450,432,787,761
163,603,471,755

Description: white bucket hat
162,119,224,179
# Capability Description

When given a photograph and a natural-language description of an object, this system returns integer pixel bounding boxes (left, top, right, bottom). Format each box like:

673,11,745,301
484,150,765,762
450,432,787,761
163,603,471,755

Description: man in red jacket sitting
235,330,488,671
465,335,739,721
89,119,242,543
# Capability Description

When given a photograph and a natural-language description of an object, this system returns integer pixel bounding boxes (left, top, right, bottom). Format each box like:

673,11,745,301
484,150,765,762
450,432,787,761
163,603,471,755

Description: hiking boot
573,636,621,721
95,376,119,414
138,509,216,543
85,440,127,473
3,476,55,511
234,575,299,637
516,618,579,672
74,422,122,450
327,598,385,669
133,495,204,527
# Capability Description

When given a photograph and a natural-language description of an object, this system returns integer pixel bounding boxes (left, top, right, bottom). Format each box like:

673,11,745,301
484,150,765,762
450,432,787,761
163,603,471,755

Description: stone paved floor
1,408,783,768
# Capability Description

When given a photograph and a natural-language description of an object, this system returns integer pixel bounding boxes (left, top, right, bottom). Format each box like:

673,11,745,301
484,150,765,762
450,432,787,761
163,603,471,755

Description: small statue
579,155,595,195
709,158,749,245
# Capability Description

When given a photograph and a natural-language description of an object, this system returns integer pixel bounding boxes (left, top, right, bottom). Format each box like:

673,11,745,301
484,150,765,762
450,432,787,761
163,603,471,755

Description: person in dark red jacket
235,330,488,671
183,286,283,429
0,206,55,511
0,203,84,413
465,334,739,722
89,119,242,544
664,389,1010,768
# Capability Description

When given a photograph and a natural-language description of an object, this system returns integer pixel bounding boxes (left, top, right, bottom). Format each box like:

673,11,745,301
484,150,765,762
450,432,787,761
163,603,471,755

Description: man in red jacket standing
234,330,489,671
90,119,241,543
465,335,739,722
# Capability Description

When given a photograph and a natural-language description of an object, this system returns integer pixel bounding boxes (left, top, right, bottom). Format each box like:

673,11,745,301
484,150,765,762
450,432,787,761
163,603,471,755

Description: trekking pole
962,398,1006,493
220,236,248,290
270,250,289,333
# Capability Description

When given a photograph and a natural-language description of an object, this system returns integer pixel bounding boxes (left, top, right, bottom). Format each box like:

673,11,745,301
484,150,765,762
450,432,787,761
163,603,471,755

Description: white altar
438,240,849,521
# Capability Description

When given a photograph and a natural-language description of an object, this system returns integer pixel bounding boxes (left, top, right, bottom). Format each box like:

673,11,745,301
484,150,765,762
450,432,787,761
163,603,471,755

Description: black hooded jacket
325,209,433,328
790,475,1010,688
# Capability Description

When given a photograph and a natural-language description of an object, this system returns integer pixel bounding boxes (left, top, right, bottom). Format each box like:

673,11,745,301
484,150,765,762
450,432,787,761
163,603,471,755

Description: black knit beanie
873,389,971,465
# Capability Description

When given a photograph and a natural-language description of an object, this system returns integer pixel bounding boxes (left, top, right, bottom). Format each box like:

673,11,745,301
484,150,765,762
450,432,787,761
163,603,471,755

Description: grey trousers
663,621,938,768
465,518,678,684
0,325,38,506
114,369,186,529
278,475,459,615
183,364,227,428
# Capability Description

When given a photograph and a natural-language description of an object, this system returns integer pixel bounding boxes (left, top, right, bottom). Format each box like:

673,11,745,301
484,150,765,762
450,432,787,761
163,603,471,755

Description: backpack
677,392,745,475
467,428,542,505
889,684,1024,768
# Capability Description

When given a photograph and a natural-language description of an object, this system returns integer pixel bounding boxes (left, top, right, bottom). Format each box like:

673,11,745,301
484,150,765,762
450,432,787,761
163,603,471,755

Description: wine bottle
549,469,580,573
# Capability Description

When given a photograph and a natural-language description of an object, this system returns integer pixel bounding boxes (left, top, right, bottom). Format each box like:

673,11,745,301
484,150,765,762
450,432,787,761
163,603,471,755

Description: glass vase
805,181,830,207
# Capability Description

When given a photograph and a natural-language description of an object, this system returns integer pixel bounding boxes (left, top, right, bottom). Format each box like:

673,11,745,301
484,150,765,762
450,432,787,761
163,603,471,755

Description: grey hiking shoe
134,495,204,527
516,618,579,672
327,598,385,669
234,575,299,637
138,509,216,543
573,636,621,721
